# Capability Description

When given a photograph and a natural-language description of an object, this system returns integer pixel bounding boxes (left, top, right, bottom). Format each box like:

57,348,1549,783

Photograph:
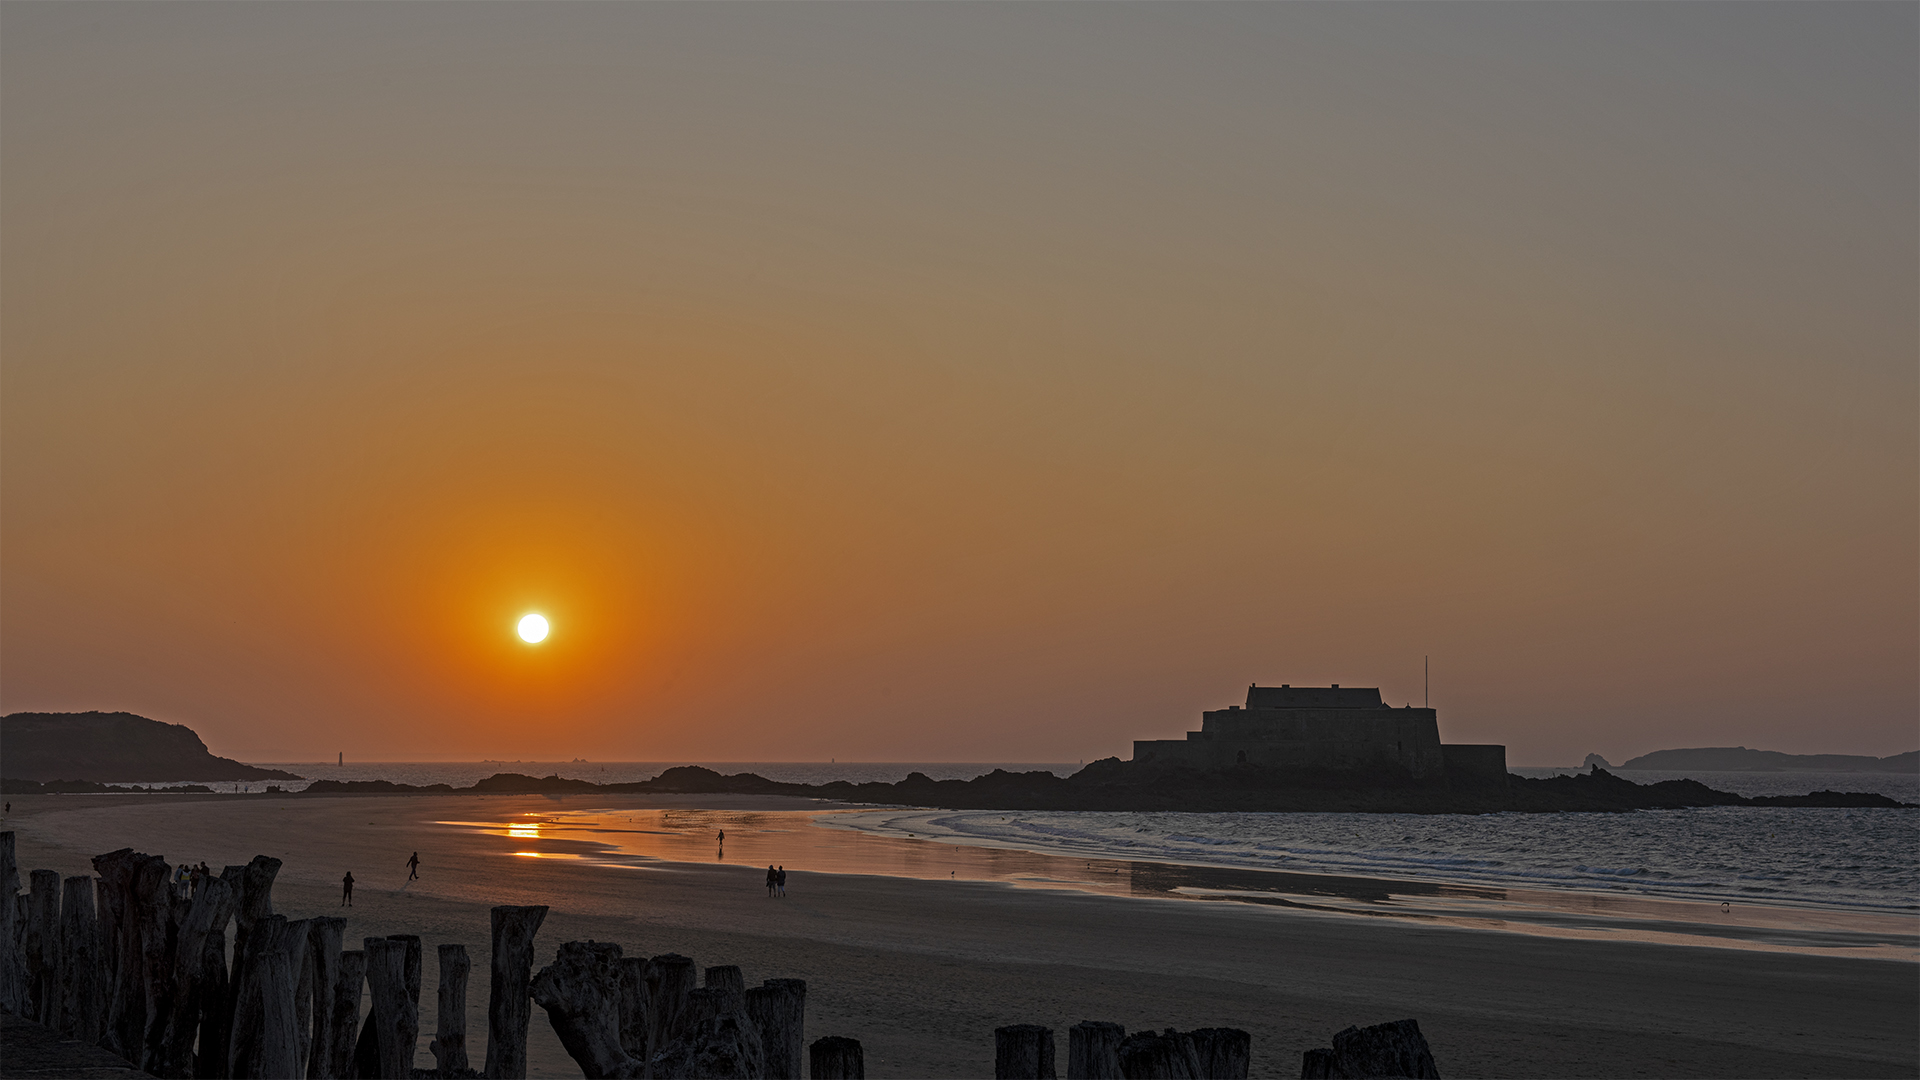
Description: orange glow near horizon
0,4,1912,765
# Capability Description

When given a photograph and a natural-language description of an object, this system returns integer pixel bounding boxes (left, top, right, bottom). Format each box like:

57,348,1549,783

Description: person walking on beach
406,851,421,882
341,871,354,907
765,865,777,898
776,865,787,897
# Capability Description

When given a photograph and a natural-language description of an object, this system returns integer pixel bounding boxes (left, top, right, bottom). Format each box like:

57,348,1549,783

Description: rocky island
0,712,300,784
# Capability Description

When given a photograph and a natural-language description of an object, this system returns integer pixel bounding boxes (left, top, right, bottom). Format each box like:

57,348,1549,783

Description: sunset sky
3,4,1913,766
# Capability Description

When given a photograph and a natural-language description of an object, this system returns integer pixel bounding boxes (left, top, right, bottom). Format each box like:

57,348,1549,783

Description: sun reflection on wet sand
432,808,1919,960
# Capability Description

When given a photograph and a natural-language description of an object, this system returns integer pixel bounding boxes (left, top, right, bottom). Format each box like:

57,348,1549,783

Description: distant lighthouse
338,752,343,766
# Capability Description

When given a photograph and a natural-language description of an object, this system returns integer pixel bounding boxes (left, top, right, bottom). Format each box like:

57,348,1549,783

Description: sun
517,613,549,644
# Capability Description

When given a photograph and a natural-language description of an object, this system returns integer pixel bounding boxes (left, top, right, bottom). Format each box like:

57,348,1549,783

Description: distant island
1612,747,1919,773
0,711,302,783
2,699,1910,812
8,762,1903,812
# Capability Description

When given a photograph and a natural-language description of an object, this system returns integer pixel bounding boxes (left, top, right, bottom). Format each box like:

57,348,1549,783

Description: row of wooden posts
992,1021,1249,1080
0,834,870,1079
991,1017,1438,1080
1,831,1433,1080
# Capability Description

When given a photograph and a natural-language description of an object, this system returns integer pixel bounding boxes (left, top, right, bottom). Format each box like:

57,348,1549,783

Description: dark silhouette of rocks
0,712,300,783
1582,753,1611,769
232,763,1917,813
1618,746,1919,773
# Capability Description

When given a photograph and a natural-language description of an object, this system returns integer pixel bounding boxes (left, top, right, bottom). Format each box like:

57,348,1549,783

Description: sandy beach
5,793,1915,1079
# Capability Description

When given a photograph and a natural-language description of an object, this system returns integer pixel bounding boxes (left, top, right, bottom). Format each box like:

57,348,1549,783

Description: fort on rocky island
1131,684,1510,787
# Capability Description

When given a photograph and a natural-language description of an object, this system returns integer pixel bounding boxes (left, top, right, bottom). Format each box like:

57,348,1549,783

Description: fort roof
1243,684,1385,710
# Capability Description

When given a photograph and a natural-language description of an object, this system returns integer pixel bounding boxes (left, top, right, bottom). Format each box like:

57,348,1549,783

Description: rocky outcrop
1619,746,1919,773
0,713,299,783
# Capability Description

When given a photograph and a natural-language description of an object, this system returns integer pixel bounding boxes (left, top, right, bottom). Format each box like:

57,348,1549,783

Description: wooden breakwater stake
996,1024,1057,1080
0,833,26,1015
364,936,422,1079
529,940,638,1078
429,943,472,1076
305,917,346,1079
1067,1020,1124,1080
25,868,60,1026
615,957,648,1063
151,873,237,1077
1300,1018,1439,1079
484,904,548,1079
58,874,103,1045
743,978,806,1080
326,949,367,1080
354,934,423,1078
644,951,695,1061
810,1035,865,1080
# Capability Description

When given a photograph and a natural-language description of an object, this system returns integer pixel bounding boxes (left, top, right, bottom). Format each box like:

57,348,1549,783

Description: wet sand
5,793,1916,1078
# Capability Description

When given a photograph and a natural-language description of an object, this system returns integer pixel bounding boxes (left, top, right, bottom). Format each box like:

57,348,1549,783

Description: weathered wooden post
531,940,639,1078
57,875,103,1043
810,1036,865,1080
1302,1019,1439,1080
702,965,745,1016
643,953,694,1058
228,913,288,1078
25,868,60,1025
154,874,237,1078
254,948,302,1080
355,934,424,1076
996,1024,1057,1080
366,936,422,1080
615,956,649,1062
1067,1021,1124,1080
743,978,805,1080
1184,1028,1249,1079
483,904,547,1080
680,986,725,1032
305,917,346,1079
326,949,367,1080
430,943,472,1077
289,920,326,1074
1116,1029,1198,1079
0,832,25,1016
232,856,281,963
650,1013,763,1079
91,848,167,1063
194,867,245,1080
133,855,175,1071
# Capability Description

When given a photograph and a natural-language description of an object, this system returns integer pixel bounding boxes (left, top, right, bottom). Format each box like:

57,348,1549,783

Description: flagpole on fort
1424,656,1429,709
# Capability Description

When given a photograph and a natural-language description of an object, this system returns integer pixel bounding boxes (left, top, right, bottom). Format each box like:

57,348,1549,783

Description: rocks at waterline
1301,1018,1440,1079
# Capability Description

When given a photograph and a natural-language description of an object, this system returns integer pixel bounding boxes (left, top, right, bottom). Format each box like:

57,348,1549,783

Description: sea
176,761,1920,915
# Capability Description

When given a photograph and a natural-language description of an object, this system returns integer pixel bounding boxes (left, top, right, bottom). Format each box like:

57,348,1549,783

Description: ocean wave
828,805,1919,913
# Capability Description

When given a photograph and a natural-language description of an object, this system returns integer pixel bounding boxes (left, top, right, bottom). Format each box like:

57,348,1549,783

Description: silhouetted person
776,865,787,897
718,830,725,843
406,851,420,881
342,871,354,907
765,865,777,897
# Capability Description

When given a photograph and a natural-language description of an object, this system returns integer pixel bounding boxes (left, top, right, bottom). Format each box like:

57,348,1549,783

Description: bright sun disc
517,614,549,643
